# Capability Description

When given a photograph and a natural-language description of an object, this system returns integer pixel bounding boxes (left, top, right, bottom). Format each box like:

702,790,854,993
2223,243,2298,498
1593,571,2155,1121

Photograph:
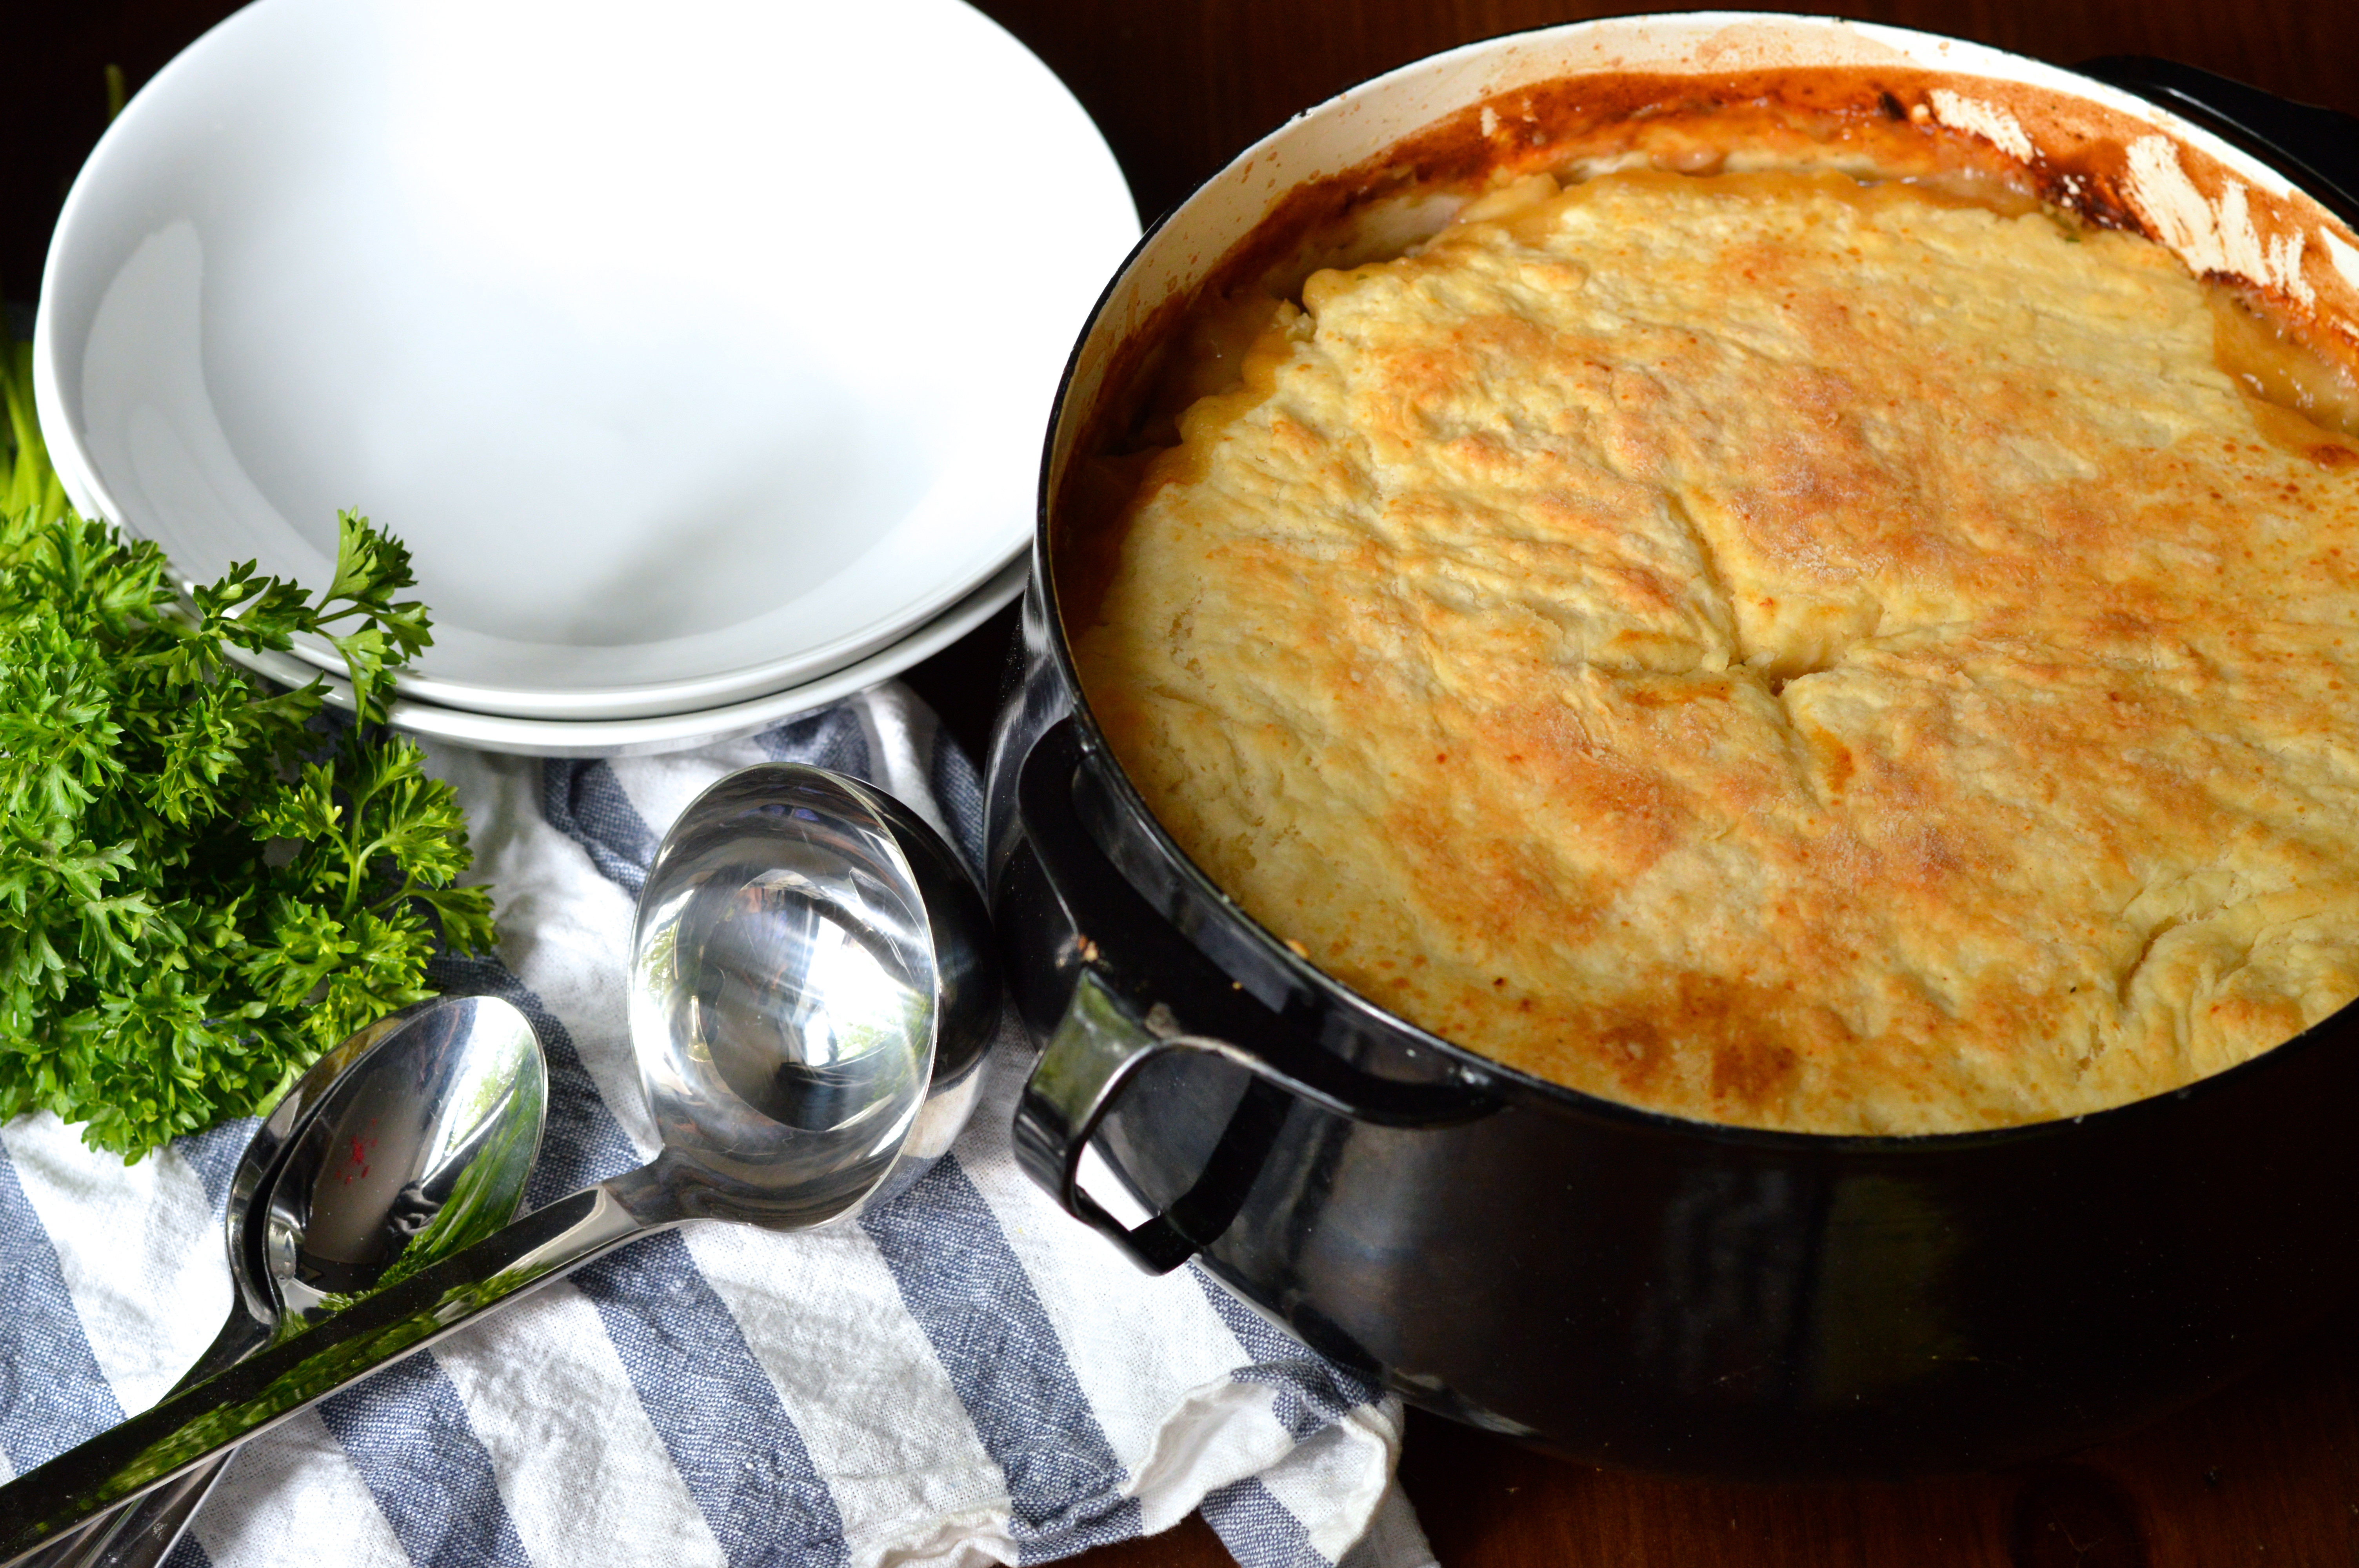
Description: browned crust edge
1051,63,2359,598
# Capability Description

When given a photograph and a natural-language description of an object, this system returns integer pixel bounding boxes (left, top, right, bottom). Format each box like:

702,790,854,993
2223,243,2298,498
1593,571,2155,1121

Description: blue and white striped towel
0,682,1436,1568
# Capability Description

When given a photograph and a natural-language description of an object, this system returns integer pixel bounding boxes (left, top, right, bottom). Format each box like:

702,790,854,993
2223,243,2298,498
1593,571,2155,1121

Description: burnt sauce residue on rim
1053,65,2359,604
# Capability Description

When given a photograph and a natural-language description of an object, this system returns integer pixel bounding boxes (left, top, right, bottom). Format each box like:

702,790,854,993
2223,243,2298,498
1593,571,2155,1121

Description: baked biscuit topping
1071,168,2359,1134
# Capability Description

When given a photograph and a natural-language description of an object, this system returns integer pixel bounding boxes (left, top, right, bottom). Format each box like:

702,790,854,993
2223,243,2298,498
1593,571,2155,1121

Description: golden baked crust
1070,168,2359,1134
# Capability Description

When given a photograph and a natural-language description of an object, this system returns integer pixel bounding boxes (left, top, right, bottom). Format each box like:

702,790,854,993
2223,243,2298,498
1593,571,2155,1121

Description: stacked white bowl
35,0,1136,755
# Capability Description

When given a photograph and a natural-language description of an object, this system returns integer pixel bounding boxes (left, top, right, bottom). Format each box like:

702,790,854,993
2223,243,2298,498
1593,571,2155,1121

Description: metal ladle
16,994,546,1568
0,764,998,1555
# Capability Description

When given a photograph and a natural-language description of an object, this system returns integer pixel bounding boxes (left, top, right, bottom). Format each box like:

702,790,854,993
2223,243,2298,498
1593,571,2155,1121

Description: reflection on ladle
679,868,933,1134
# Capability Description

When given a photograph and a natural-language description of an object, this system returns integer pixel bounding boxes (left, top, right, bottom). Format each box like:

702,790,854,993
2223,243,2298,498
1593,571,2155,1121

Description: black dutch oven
981,14,2359,1478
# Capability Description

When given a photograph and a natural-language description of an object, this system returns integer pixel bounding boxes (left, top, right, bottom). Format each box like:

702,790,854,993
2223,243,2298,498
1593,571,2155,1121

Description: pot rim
1025,10,2359,1156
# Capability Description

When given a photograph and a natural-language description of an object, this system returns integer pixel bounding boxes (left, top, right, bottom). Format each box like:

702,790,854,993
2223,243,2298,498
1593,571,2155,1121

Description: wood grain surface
9,2,2359,1565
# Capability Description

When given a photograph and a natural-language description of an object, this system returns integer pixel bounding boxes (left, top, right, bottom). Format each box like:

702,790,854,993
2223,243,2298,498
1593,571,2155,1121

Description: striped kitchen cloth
0,681,1436,1568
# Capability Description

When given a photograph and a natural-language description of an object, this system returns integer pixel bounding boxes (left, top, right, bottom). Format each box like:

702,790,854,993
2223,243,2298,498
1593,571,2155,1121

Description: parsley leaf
0,337,498,1160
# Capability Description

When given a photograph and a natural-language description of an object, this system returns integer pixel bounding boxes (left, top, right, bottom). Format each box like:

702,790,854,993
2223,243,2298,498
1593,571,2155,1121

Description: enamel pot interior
990,12,2359,1477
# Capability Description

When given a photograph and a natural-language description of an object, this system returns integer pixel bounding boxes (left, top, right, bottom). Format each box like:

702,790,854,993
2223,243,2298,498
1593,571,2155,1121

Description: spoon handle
6,1308,277,1568
40,1468,224,1568
0,1164,676,1566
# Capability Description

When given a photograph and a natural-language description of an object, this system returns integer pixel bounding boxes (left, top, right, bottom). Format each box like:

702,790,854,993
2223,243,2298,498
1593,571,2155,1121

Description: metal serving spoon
0,764,997,1555
6,1007,429,1568
14,994,545,1568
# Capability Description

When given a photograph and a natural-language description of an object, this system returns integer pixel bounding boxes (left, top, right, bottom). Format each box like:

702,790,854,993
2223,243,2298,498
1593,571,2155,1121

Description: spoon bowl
262,995,548,1327
32,996,545,1568
0,764,999,1556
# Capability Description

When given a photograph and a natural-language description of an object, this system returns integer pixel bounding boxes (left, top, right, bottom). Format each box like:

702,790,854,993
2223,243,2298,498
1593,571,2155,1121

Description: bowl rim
292,552,1024,759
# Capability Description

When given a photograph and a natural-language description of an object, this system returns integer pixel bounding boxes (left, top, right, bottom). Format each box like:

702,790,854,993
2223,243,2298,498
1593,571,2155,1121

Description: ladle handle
0,1167,676,1565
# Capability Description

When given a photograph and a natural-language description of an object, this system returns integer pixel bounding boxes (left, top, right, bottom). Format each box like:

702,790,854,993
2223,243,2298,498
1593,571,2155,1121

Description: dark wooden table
13,2,2359,1564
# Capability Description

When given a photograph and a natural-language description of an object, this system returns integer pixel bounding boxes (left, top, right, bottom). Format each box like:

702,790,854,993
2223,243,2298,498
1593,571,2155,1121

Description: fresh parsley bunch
0,339,496,1159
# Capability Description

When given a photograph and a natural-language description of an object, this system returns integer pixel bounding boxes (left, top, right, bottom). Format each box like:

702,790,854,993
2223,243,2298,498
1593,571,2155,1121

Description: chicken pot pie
1069,158,2359,1134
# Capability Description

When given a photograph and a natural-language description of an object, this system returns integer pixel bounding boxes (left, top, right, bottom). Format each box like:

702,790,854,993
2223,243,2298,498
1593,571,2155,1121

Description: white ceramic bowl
35,0,1135,722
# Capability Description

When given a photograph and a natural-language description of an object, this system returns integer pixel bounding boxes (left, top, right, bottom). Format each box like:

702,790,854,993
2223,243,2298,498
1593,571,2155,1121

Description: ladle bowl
0,764,1000,1556
630,766,992,1225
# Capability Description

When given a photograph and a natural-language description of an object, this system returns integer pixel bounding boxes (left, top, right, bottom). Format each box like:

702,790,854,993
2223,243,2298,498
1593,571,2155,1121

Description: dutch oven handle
1012,716,1498,1272
2076,56,2359,222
